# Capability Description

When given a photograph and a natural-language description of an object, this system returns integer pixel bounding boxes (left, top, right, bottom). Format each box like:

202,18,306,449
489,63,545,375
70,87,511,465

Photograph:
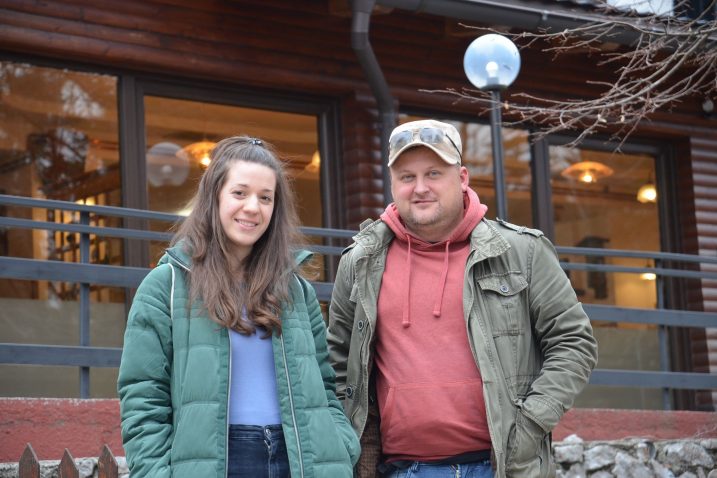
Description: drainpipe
351,0,395,205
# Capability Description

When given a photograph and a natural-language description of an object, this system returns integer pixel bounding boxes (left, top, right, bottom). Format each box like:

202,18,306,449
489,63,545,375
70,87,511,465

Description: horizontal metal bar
557,245,717,265
0,218,350,248
3,345,716,391
584,304,717,328
0,256,335,301
560,261,717,280
301,226,355,239
306,245,346,256
5,217,716,274
0,193,180,222
590,369,717,390
1,258,713,328
2,194,717,267
311,281,334,302
0,343,122,367
0,216,173,242
0,257,149,288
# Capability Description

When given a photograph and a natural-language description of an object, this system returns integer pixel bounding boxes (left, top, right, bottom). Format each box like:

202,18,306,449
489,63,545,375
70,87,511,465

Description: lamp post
464,34,521,220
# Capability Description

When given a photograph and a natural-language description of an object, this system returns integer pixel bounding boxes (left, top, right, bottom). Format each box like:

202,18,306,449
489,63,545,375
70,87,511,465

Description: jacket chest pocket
476,272,528,335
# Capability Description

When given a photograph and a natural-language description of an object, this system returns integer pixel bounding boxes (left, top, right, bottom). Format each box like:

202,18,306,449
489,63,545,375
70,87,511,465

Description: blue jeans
383,460,493,478
227,424,290,478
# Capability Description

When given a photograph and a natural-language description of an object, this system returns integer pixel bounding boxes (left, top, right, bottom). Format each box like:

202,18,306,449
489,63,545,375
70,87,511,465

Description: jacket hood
378,188,487,326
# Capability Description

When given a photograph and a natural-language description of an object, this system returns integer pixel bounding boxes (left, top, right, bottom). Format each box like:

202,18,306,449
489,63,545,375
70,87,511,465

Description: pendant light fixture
636,175,657,203
179,140,216,168
561,160,614,184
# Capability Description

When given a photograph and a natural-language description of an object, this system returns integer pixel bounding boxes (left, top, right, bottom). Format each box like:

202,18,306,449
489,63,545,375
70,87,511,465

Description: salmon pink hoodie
374,187,491,462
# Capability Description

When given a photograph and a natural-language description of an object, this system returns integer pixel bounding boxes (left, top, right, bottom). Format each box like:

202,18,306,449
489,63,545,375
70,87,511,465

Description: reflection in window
551,145,660,306
0,61,123,398
0,61,122,282
551,145,663,409
0,60,123,280
0,62,120,201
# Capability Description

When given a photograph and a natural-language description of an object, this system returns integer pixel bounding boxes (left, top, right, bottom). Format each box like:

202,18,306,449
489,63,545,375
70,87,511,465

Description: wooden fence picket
98,444,119,478
58,449,79,478
16,443,124,478
18,443,39,478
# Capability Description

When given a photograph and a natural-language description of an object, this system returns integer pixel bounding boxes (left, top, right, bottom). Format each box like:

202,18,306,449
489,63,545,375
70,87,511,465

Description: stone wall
555,435,717,478
1,436,715,477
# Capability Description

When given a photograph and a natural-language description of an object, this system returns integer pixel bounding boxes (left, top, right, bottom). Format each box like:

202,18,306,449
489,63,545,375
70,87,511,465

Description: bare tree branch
432,0,717,147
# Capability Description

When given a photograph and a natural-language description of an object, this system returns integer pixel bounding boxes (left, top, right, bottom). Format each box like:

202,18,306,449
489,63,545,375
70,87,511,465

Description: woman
118,136,360,478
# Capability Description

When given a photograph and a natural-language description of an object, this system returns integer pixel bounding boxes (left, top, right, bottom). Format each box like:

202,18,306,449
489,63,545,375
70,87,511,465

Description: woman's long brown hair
172,136,303,336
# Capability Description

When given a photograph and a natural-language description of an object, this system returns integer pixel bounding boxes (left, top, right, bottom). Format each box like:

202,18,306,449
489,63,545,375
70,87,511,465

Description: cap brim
388,141,461,167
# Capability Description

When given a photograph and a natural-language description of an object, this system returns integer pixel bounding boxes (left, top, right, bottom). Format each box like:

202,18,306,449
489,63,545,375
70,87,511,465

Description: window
549,142,664,409
0,61,339,397
0,60,124,397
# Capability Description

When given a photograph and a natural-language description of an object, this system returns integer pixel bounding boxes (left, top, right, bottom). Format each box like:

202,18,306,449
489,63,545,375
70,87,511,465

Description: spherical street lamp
464,34,521,91
463,34,521,220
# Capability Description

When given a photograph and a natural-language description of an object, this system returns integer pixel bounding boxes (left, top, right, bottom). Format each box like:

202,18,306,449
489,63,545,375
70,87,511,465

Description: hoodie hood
379,188,487,326
381,187,486,247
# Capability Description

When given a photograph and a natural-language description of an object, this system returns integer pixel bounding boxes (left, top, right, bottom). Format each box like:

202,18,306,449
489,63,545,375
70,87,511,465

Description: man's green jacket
328,218,598,478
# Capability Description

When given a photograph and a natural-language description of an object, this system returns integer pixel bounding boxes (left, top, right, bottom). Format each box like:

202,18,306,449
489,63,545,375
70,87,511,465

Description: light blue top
228,327,281,425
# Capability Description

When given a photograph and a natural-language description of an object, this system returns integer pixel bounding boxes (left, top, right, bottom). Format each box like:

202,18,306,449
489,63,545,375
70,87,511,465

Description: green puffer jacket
118,245,360,478
328,218,598,478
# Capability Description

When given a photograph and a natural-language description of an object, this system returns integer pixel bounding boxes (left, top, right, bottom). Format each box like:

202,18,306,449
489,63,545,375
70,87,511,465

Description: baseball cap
387,119,463,167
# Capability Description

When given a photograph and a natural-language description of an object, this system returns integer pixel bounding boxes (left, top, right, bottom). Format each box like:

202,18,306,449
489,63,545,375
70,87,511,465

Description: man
328,119,598,478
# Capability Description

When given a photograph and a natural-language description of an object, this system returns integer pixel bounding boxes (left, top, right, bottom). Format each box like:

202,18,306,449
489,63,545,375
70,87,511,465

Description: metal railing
1,194,716,406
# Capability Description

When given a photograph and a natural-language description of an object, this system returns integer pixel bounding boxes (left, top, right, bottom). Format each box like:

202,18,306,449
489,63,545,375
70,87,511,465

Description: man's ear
460,166,469,191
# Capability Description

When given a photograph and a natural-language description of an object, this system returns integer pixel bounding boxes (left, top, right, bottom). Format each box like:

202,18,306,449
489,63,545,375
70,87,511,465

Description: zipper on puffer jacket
280,334,305,478
225,331,232,478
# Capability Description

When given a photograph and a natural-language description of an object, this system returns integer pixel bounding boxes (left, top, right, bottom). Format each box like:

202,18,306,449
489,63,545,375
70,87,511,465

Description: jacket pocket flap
477,273,528,296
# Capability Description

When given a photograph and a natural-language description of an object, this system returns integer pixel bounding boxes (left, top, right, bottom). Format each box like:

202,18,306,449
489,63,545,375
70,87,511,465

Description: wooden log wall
691,132,717,409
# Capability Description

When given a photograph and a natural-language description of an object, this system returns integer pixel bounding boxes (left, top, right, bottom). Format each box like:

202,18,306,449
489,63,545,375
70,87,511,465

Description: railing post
59,449,79,478
98,445,119,478
19,443,40,478
79,210,91,398
655,258,672,410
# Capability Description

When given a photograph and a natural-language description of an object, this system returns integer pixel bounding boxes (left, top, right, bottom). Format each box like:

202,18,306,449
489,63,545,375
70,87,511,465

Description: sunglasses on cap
389,127,462,160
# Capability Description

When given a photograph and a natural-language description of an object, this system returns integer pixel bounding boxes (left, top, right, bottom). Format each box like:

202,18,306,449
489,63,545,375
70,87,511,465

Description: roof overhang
375,0,643,45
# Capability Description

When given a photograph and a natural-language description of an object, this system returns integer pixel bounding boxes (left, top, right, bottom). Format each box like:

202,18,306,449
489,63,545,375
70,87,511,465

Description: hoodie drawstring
432,241,451,318
402,237,413,328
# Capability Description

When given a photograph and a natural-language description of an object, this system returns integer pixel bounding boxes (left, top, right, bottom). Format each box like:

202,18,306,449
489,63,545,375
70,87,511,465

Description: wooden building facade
0,0,715,411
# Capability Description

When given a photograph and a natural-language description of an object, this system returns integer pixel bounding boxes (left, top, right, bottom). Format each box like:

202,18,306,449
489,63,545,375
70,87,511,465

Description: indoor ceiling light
179,141,216,168
304,151,321,174
561,161,614,184
640,259,657,281
636,182,657,203
640,271,657,281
